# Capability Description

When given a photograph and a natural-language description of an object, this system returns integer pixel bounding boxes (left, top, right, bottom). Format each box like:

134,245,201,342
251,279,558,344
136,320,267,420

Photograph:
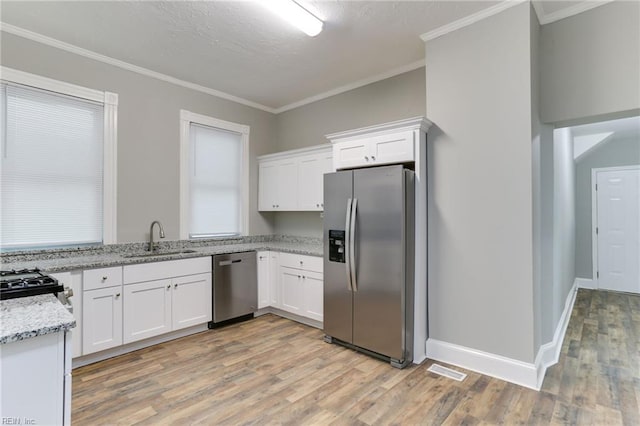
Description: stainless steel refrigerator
323,164,414,368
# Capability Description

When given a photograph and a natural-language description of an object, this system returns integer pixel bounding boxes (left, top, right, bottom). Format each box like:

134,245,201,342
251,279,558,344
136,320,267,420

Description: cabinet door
172,273,212,330
83,286,123,354
123,279,172,344
269,252,280,308
258,160,279,211
257,251,271,309
280,266,303,315
276,159,298,210
333,139,371,170
319,152,333,210
302,271,323,322
298,154,324,211
369,130,415,165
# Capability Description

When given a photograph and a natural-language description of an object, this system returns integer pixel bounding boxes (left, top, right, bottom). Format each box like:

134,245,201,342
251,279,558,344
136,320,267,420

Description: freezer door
323,170,354,343
352,165,407,360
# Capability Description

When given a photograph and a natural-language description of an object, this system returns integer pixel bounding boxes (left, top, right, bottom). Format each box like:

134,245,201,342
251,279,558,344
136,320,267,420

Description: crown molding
533,0,614,25
0,22,277,113
420,0,526,42
272,59,425,114
326,116,432,143
1,22,425,117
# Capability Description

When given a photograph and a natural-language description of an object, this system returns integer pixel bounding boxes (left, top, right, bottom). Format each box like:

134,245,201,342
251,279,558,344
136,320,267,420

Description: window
0,67,117,250
180,110,249,239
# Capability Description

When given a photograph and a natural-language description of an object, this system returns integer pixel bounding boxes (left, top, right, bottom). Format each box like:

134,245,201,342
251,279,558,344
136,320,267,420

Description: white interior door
596,167,640,293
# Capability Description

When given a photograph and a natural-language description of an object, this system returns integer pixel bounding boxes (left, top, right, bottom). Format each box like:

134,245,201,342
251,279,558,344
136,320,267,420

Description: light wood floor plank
72,289,639,425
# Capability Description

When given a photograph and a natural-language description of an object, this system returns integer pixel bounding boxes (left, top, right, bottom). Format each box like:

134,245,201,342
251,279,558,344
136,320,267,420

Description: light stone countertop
0,235,321,344
1,294,76,344
0,235,323,273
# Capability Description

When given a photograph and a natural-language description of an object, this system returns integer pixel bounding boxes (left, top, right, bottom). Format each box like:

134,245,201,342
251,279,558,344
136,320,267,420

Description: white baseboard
575,277,596,289
426,338,539,390
533,279,579,389
425,279,579,391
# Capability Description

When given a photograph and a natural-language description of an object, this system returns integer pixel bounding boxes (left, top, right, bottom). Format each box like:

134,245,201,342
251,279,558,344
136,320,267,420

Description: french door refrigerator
323,164,414,368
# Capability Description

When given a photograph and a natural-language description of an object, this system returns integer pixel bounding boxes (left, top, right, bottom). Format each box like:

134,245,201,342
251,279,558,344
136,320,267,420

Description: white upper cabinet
327,117,431,170
258,145,332,212
297,151,333,211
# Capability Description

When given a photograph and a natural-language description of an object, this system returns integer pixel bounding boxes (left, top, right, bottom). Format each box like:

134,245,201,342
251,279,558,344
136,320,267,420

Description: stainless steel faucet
148,220,165,252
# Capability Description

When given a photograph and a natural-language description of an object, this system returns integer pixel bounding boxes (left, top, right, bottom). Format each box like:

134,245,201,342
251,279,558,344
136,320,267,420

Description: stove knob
64,287,74,299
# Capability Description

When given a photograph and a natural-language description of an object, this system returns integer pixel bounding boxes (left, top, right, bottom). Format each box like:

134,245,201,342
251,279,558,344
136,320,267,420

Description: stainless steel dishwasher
209,251,257,328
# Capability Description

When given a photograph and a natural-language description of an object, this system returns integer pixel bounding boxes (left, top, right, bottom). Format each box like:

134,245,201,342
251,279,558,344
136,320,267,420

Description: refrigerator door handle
345,198,353,291
350,198,358,291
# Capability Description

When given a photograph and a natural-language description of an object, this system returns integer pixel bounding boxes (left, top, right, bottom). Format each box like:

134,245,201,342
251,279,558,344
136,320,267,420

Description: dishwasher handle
219,259,243,266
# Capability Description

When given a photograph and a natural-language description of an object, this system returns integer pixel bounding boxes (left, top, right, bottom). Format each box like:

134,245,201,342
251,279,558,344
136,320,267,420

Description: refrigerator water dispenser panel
329,230,346,263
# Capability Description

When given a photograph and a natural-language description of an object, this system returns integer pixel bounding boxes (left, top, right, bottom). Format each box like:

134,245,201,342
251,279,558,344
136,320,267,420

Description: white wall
425,3,535,363
541,0,640,125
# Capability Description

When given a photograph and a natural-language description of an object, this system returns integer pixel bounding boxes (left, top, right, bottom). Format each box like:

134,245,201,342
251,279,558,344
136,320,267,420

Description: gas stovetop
0,268,64,300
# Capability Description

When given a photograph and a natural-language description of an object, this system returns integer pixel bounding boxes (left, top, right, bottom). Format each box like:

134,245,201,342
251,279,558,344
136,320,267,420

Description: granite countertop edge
1,237,323,273
1,294,76,344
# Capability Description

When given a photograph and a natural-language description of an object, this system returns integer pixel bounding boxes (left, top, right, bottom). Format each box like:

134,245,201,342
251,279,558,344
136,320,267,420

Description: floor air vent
427,364,467,381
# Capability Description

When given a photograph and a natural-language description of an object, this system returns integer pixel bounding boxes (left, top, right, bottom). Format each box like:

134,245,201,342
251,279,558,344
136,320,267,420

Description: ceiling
0,1,608,113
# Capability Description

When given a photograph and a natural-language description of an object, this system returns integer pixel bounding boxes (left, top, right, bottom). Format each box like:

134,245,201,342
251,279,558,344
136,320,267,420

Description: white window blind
1,83,105,249
189,123,243,238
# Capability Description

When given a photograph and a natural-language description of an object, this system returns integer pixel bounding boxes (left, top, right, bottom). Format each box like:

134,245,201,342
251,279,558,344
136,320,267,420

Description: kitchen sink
123,249,198,258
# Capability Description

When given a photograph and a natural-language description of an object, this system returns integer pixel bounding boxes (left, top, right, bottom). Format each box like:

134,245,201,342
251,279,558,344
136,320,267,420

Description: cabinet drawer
123,256,211,284
278,252,323,273
83,266,123,291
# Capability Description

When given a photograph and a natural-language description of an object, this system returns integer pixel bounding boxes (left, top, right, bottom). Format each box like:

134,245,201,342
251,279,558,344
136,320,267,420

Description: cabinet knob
364,156,369,161
297,275,301,278
167,285,171,290
371,155,376,161
102,276,108,281
115,293,120,298
174,283,178,289
302,276,306,279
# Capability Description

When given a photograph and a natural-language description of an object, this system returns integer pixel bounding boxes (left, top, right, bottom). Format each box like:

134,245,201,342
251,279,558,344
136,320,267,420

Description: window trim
0,66,118,245
179,110,249,240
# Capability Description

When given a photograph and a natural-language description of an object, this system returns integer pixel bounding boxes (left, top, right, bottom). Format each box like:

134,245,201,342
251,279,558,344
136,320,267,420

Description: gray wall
425,3,535,362
0,32,277,243
552,128,576,335
575,136,640,278
530,7,556,352
275,68,426,151
272,67,426,237
541,1,640,125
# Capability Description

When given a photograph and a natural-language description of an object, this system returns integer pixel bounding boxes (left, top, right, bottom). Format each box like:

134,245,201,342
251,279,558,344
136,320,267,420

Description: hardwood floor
72,289,640,425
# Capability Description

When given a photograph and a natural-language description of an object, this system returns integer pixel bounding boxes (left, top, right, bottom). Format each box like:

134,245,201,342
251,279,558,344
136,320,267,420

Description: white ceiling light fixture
261,0,324,37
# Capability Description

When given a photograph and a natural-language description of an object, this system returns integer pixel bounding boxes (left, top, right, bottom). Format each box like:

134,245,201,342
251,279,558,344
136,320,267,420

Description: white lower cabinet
123,279,172,344
1,332,70,425
123,258,212,345
172,273,212,330
257,252,323,323
83,266,124,355
83,286,123,354
257,251,271,309
280,266,304,314
81,258,211,356
302,271,323,322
